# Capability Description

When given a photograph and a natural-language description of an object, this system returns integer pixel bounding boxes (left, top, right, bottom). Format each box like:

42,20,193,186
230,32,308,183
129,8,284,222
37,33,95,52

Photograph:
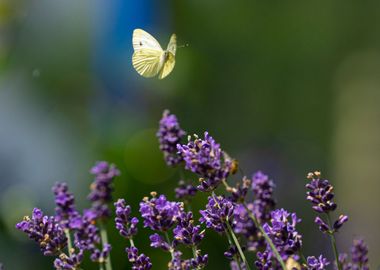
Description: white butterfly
132,28,177,79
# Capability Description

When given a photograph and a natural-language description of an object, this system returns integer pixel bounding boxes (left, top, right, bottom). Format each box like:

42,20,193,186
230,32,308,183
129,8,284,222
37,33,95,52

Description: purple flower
307,255,330,270
175,180,197,200
72,215,101,257
177,132,234,192
351,239,369,270
157,110,186,166
90,243,112,263
149,233,171,251
173,211,205,246
16,208,67,256
306,171,337,214
251,171,276,222
230,261,247,270
139,193,183,232
88,161,120,220
333,215,348,232
255,251,272,270
54,250,83,270
126,247,152,270
228,177,251,203
168,251,191,270
52,182,80,229
263,209,302,258
114,199,139,239
314,216,329,234
232,204,263,251
199,195,234,233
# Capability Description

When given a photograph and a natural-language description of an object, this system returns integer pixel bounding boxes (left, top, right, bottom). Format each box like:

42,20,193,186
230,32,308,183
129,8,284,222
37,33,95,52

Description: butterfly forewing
132,49,165,78
166,34,177,56
133,29,163,51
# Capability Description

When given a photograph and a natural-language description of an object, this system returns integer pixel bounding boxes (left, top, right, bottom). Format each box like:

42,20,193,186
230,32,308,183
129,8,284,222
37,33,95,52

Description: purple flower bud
199,195,234,233
175,180,197,200
52,182,80,229
139,193,183,232
230,261,247,270
351,239,369,269
255,251,272,270
157,110,186,166
307,255,330,270
314,216,330,233
251,171,276,222
15,208,67,256
126,247,152,270
54,250,84,270
263,209,302,258
177,132,233,192
306,172,337,214
149,233,171,251
333,215,348,232
173,211,204,246
88,161,120,220
114,199,139,239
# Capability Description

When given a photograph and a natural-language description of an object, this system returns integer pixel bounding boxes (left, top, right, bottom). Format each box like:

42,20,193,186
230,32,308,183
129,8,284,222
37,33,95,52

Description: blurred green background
0,0,379,269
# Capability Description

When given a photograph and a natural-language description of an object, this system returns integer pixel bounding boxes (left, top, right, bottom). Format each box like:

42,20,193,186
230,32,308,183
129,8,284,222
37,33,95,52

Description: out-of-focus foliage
0,0,379,269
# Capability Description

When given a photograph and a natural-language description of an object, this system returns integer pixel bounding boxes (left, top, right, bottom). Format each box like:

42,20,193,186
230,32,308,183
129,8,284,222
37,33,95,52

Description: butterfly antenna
178,43,189,49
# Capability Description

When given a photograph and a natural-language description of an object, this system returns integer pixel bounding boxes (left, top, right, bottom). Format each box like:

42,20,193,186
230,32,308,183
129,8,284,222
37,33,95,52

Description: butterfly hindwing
132,49,165,78
158,52,175,80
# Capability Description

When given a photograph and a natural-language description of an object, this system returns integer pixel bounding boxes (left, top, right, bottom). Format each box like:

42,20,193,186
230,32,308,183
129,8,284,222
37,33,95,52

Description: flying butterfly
132,28,177,79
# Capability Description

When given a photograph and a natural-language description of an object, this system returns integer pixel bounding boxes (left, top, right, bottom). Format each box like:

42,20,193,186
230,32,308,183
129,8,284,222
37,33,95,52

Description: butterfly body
132,29,177,79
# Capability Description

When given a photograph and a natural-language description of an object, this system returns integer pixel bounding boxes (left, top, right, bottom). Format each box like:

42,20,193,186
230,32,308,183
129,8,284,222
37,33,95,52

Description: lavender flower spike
157,110,186,166
199,195,234,233
263,208,302,259
114,199,139,239
16,208,67,256
307,255,330,270
126,247,152,270
139,192,183,232
177,132,234,192
52,182,80,229
88,161,120,220
351,239,369,270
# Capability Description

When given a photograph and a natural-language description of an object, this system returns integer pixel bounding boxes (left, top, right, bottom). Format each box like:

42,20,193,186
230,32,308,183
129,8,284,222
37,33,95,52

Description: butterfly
132,28,177,79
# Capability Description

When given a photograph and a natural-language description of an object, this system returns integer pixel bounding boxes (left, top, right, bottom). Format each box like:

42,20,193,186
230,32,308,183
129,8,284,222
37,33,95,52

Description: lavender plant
13,110,371,270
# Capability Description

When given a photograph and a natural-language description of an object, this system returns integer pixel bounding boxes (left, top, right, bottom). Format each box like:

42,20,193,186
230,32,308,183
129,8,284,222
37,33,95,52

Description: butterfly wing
158,52,175,80
157,34,177,80
166,33,177,55
133,29,163,51
132,49,165,78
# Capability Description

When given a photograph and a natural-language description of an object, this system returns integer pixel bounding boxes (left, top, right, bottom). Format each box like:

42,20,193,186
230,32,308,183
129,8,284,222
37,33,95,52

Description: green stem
243,203,287,270
99,222,112,270
99,263,105,270
211,192,251,270
129,238,135,247
64,229,73,256
164,232,175,260
299,249,307,265
326,214,342,270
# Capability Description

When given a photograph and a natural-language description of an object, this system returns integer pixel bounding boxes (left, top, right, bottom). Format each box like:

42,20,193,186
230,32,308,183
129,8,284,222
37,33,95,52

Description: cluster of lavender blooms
16,161,119,270
13,109,371,270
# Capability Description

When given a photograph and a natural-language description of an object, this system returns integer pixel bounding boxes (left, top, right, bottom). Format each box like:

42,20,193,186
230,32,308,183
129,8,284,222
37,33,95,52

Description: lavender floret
307,255,330,270
199,195,234,233
114,199,139,239
88,161,120,220
157,110,186,166
177,132,233,192
139,193,183,232
263,209,302,259
15,208,67,256
126,247,152,270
